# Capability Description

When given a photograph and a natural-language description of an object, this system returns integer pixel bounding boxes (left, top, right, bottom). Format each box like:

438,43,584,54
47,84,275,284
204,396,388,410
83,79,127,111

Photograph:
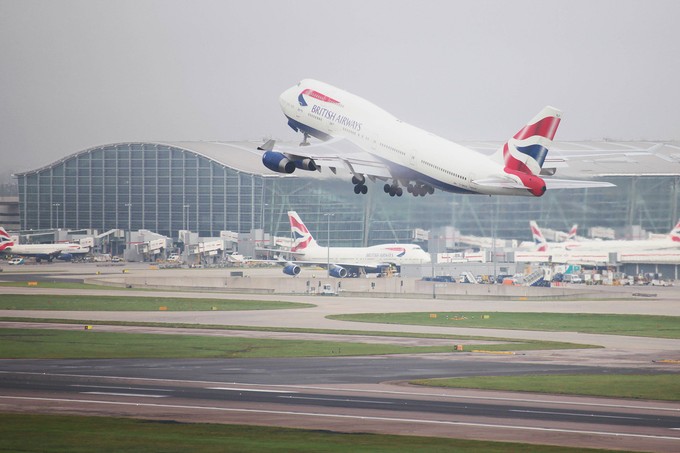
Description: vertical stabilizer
670,219,680,242
0,227,15,252
492,106,562,176
288,211,319,252
530,221,548,252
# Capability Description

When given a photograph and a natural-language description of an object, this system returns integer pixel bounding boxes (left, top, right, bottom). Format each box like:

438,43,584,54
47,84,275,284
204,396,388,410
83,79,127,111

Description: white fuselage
279,79,529,196
298,243,431,266
3,243,89,257
557,238,679,254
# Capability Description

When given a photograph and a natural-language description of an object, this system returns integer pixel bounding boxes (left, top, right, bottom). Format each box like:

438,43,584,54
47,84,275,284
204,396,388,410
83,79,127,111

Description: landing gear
299,132,311,147
383,183,403,197
352,175,368,195
407,183,434,197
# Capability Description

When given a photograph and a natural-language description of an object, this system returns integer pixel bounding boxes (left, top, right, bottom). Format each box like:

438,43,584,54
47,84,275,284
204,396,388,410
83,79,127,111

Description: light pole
183,204,190,232
323,213,334,277
52,203,61,230
124,203,132,233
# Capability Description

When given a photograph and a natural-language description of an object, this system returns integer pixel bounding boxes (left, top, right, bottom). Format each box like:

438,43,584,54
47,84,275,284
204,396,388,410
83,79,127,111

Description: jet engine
329,265,348,278
283,264,301,276
262,151,296,174
295,158,317,171
57,253,74,261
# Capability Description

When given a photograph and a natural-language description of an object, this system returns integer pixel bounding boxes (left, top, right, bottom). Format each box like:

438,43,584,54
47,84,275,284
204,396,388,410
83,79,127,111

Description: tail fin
0,227,15,252
566,224,578,241
530,221,548,252
670,219,680,242
288,211,318,252
492,106,562,176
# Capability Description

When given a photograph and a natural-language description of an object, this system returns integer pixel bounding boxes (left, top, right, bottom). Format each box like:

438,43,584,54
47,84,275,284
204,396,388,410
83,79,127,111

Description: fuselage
2,243,88,257
298,243,431,266
279,79,531,196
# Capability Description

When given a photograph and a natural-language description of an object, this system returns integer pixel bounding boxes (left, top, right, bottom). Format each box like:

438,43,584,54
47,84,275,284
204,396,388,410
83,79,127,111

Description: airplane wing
260,138,392,179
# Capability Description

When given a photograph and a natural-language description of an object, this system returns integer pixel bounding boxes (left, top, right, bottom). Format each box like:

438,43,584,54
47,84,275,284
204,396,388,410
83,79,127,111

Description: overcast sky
2,0,679,180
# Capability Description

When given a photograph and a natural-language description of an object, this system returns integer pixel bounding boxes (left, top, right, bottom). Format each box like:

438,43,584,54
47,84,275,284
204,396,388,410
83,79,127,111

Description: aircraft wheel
383,183,391,193
396,187,403,196
353,185,362,194
427,185,434,195
360,184,368,194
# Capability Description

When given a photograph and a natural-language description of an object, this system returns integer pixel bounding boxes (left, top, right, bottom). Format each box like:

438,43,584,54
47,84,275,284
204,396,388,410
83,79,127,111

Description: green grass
0,281,131,290
0,294,314,311
411,374,680,401
0,328,469,359
0,318,599,353
328,312,680,339
0,413,628,452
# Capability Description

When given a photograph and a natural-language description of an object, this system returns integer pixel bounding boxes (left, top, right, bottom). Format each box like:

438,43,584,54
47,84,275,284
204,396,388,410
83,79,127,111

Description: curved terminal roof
13,139,680,179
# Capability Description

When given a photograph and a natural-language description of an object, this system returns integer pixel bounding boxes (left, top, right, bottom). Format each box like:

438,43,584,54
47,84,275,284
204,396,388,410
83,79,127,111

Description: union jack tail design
493,106,562,177
670,219,680,242
530,221,548,252
288,211,318,252
0,227,15,252
566,224,578,241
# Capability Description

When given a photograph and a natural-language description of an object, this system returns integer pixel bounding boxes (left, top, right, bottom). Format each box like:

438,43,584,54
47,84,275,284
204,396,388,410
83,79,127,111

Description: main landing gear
352,175,368,194
383,183,403,197
406,183,434,197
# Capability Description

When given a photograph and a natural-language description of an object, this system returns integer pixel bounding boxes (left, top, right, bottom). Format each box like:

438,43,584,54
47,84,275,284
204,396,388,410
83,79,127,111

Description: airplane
0,227,90,262
531,220,680,254
260,79,615,198
278,211,431,277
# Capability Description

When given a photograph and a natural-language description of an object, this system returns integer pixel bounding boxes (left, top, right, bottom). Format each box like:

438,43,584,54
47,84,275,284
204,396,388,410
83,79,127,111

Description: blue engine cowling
329,265,348,278
57,253,74,261
283,264,301,276
262,151,296,174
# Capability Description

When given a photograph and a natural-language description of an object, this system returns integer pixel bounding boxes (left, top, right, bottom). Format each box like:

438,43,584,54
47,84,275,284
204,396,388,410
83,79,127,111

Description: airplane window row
421,160,466,181
379,143,406,156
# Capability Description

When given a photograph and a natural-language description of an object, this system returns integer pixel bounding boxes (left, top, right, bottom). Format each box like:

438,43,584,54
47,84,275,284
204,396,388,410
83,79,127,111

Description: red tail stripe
514,116,561,141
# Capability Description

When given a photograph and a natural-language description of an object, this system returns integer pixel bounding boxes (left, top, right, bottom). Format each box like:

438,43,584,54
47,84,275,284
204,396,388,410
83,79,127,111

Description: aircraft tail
670,219,680,242
492,106,562,177
530,221,548,252
288,211,319,252
566,224,578,241
0,227,15,252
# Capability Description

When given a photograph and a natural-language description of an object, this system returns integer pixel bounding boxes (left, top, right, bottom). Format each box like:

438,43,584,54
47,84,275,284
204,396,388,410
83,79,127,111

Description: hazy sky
2,0,679,179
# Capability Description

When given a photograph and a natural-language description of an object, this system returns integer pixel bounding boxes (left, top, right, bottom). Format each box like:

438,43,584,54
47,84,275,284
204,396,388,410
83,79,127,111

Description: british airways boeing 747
260,79,614,197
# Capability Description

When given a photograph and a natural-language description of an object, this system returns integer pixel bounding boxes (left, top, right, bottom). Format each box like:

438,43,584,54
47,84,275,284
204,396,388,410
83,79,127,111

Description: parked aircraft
279,211,431,277
0,227,90,262
260,79,614,198
531,220,680,254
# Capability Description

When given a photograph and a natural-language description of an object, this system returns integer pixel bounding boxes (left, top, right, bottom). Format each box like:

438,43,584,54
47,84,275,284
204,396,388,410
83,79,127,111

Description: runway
1,359,679,451
2,262,680,450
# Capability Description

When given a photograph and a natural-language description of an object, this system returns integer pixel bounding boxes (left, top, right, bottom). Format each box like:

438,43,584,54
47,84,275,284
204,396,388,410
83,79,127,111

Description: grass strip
0,294,313,311
0,328,473,359
0,317,598,352
329,311,680,339
0,413,627,453
411,374,680,401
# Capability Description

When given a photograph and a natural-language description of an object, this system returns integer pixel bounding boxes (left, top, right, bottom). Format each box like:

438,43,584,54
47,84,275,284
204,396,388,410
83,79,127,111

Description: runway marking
2,371,678,413
206,387,297,394
1,395,679,442
279,396,394,404
80,392,168,398
510,409,644,420
71,385,173,392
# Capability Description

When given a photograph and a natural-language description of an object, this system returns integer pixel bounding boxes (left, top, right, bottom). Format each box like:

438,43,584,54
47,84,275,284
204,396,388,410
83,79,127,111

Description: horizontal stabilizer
544,179,615,189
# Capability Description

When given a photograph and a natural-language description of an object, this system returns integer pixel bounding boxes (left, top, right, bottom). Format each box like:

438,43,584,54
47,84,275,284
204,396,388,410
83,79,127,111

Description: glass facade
16,142,680,246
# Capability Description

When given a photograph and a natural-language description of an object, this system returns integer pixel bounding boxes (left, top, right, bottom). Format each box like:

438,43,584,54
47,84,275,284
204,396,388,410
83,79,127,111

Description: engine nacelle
283,264,301,276
329,265,348,278
57,253,74,261
262,151,295,174
295,158,317,171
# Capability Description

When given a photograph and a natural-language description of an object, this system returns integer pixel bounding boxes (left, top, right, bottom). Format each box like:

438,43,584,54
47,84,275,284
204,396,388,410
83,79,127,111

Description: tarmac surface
1,261,680,451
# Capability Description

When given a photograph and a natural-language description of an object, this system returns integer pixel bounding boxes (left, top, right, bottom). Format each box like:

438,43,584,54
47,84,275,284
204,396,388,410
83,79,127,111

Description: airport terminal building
13,140,680,247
